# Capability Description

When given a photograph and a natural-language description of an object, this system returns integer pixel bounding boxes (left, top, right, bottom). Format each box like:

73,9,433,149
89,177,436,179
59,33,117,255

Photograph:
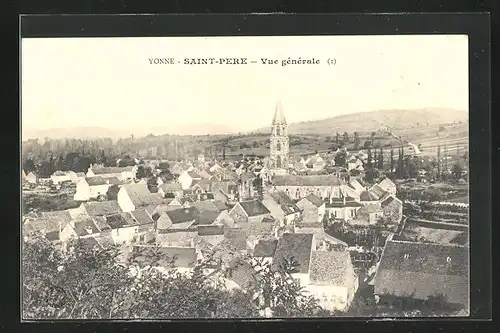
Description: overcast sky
21,35,468,134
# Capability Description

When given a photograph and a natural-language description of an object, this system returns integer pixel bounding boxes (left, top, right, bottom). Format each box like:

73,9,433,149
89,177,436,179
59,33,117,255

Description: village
21,103,469,318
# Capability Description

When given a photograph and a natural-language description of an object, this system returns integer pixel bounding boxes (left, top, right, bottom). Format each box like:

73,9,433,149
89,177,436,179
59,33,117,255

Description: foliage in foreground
22,238,330,319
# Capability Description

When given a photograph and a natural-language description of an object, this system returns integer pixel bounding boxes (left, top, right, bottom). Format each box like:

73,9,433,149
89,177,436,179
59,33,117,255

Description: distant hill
22,123,239,141
252,108,468,135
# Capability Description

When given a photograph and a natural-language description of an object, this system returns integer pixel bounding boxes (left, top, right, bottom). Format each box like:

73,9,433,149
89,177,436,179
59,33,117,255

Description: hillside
253,108,468,135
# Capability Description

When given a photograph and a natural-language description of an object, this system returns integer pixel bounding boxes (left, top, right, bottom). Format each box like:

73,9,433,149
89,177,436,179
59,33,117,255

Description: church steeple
269,101,289,176
272,101,287,125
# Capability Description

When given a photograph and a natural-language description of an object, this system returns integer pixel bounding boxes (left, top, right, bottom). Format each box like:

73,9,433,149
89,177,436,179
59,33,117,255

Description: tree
135,165,152,179
354,132,360,149
343,132,349,143
334,150,347,167
335,132,340,144
23,158,36,173
390,147,395,172
118,156,136,167
378,147,384,169
366,148,373,169
452,162,463,180
437,145,442,180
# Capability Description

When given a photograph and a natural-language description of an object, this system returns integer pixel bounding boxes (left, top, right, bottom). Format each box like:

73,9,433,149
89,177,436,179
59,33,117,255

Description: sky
21,35,468,135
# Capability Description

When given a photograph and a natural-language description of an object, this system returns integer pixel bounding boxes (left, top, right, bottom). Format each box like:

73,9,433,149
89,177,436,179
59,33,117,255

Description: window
350,210,355,218
276,126,281,136
404,253,410,259
446,256,451,263
333,210,337,218
277,141,281,152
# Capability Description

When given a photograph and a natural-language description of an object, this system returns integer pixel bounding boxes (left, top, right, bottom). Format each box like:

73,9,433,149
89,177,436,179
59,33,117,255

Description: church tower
269,101,289,175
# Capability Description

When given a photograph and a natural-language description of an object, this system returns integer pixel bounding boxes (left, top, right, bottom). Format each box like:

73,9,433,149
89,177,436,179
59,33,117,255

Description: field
22,190,79,214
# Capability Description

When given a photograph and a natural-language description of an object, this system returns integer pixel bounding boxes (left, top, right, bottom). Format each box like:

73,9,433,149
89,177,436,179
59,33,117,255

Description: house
209,163,223,174
325,196,363,221
211,181,238,201
273,175,344,201
104,212,141,245
213,210,236,228
305,154,326,172
352,203,384,225
87,165,138,181
347,156,364,172
252,238,278,265
380,194,404,224
21,169,27,182
374,239,469,311
69,200,123,219
297,194,326,223
306,250,359,312
117,183,165,212
262,191,301,226
157,182,183,199
50,170,78,184
196,225,225,247
23,210,73,241
229,199,272,224
60,217,101,242
130,209,156,243
190,179,213,195
128,245,200,275
156,207,198,231
272,233,316,286
223,258,259,292
74,177,122,201
239,172,257,201
26,171,39,184
178,170,202,190
213,189,230,205
376,177,397,196
198,169,214,180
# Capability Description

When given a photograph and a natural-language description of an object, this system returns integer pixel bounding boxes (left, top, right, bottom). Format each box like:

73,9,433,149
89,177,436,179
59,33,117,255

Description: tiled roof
76,172,86,177
194,200,219,213
309,250,353,286
270,191,301,215
83,201,122,217
40,210,73,226
357,203,383,215
213,200,227,211
239,222,275,237
253,239,278,257
187,171,201,179
381,196,396,208
272,233,314,274
198,225,225,236
73,219,100,236
226,259,258,290
378,177,396,190
24,218,61,236
223,228,248,251
360,190,379,201
131,246,198,268
86,176,122,186
239,200,271,217
193,209,220,226
92,216,111,231
122,184,164,207
325,201,363,208
303,193,324,207
92,166,134,174
165,207,198,224
370,184,387,199
374,240,469,305
105,212,138,229
130,209,154,226
295,222,324,229
273,175,343,187
159,182,182,192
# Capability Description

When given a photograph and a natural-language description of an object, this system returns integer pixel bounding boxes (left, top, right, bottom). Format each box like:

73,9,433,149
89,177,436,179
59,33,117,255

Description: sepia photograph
21,34,470,320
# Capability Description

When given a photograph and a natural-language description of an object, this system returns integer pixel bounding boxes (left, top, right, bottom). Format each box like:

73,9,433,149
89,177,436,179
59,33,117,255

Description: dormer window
403,254,410,260
446,256,451,263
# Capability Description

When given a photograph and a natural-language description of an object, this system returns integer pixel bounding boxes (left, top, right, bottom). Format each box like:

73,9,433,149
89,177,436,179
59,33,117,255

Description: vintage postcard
21,34,470,319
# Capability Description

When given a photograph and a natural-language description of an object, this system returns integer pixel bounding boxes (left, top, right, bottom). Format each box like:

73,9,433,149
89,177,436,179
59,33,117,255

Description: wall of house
111,226,139,245
248,214,271,224
276,185,342,201
229,204,248,224
51,175,71,184
90,184,111,199
74,181,91,201
327,207,361,221
117,188,136,213
285,212,301,225
214,211,235,227
262,198,285,226
292,272,310,287
59,224,77,242
380,182,397,195
156,231,197,247
178,173,193,190
68,204,87,219
382,197,403,223
297,200,319,222
306,285,350,311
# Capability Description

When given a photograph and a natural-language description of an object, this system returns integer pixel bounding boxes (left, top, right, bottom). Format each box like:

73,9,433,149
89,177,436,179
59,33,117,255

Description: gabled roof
194,200,219,213
240,172,256,181
374,240,469,305
253,239,278,257
191,179,212,191
165,207,198,224
198,225,225,236
91,166,134,174
381,195,397,208
187,171,201,179
302,193,324,208
130,209,154,226
369,184,387,199
239,222,275,237
105,212,138,229
73,219,100,236
269,191,301,215
273,175,343,187
238,200,271,217
122,184,164,207
378,177,396,190
357,203,383,215
309,250,354,286
272,233,314,274
86,176,121,186
39,210,73,226
360,190,379,202
226,259,259,290
131,245,198,268
83,201,122,217
159,182,182,192
211,181,237,194
223,228,248,251
213,200,228,211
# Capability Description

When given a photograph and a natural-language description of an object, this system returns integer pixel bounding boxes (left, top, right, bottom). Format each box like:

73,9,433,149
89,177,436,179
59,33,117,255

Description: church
268,102,344,201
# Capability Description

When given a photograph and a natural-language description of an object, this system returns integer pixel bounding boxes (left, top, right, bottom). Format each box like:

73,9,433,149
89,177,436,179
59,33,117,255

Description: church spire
272,101,287,125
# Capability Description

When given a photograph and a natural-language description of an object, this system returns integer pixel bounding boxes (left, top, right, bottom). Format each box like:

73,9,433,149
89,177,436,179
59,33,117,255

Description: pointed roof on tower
272,101,287,125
